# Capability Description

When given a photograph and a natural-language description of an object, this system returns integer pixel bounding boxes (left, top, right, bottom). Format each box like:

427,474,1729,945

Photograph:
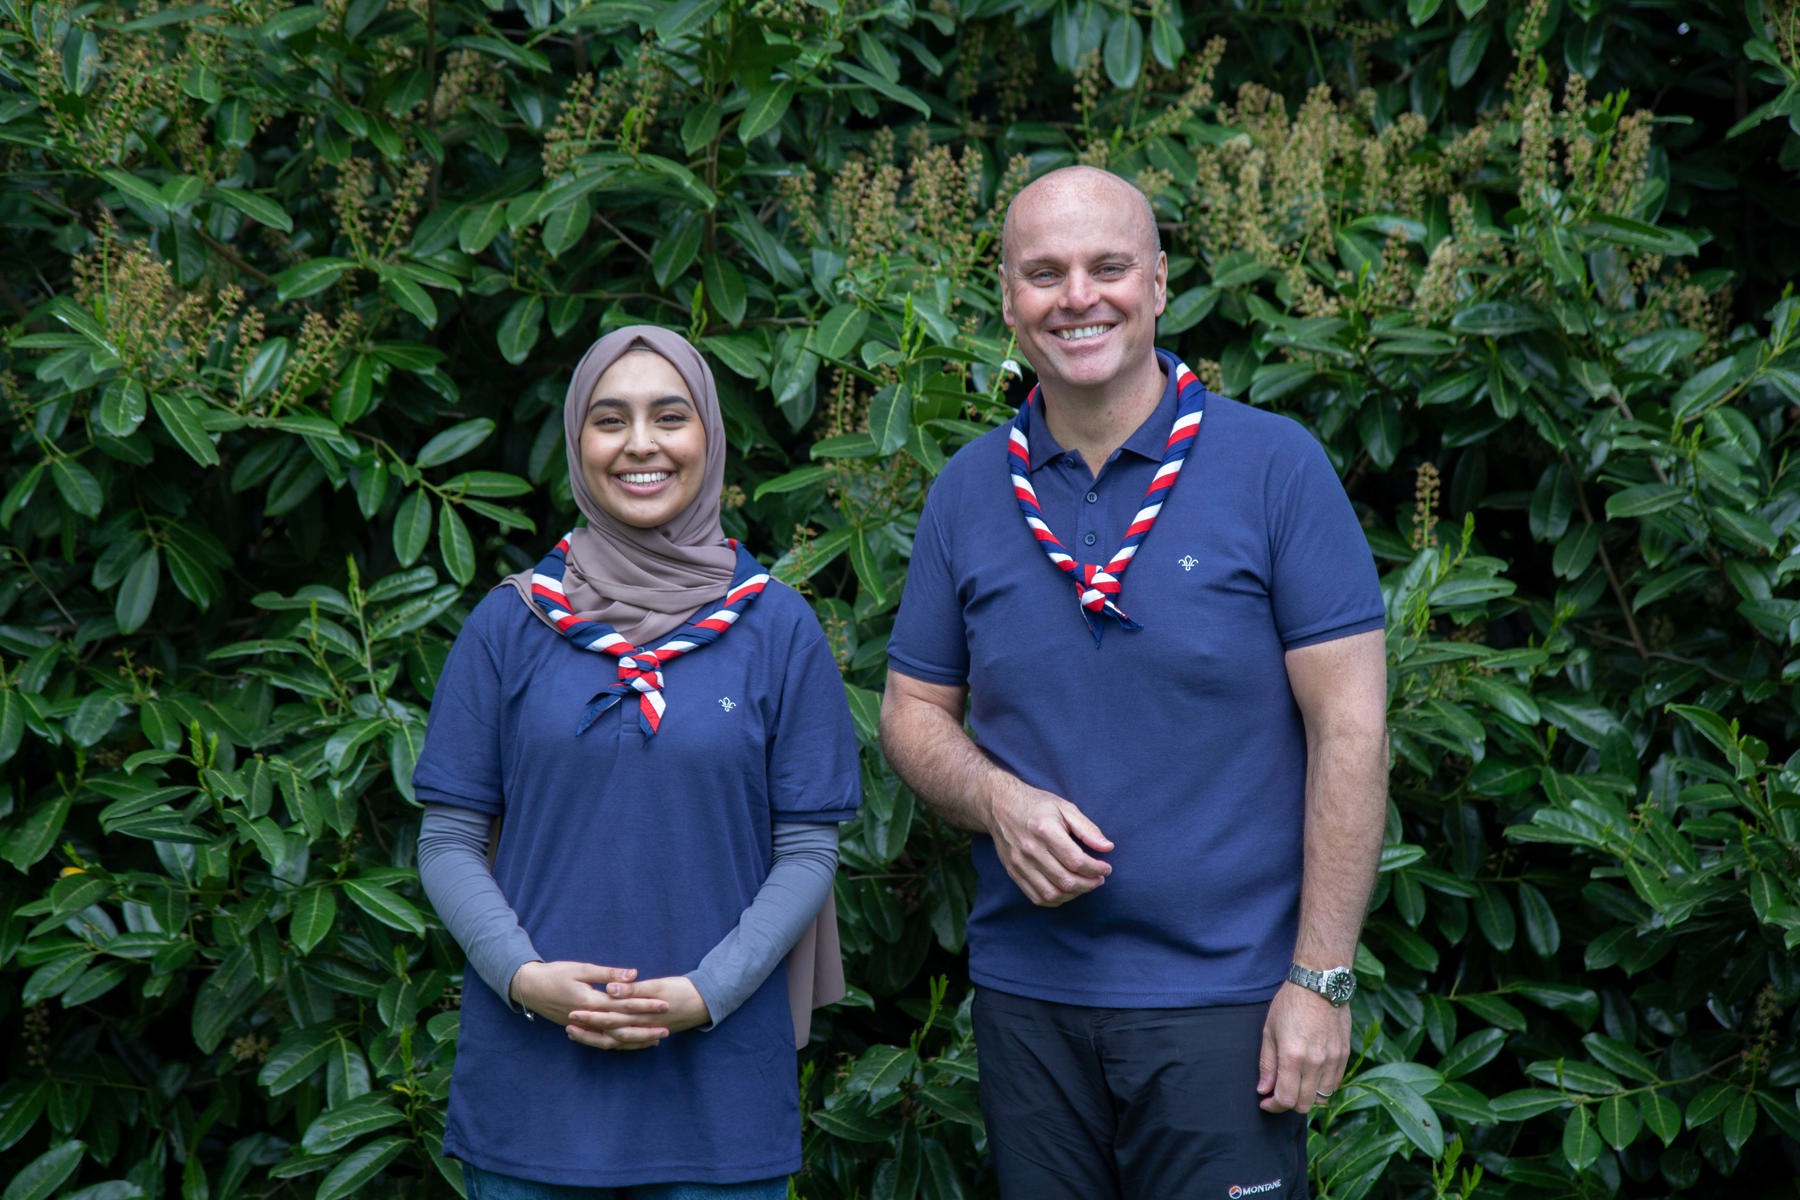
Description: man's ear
1153,251,1168,316
999,264,1015,326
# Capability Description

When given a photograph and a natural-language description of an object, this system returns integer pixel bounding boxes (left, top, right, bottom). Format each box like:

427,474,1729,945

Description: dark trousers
972,987,1308,1200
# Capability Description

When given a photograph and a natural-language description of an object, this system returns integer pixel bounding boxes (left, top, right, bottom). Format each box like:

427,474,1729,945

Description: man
879,166,1389,1199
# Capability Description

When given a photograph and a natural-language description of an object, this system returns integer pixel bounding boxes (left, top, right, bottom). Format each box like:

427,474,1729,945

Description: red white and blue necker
528,533,769,737
1008,356,1207,644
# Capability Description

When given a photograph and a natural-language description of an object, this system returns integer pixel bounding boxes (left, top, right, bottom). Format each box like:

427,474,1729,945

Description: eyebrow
587,395,695,412
1011,250,1141,271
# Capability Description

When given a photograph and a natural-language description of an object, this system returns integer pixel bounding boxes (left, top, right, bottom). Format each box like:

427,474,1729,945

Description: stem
1559,450,1650,661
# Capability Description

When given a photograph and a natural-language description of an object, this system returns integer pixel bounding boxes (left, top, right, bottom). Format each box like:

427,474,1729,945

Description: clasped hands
510,960,711,1050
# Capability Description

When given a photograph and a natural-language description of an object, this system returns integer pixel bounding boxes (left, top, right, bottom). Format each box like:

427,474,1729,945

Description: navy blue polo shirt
889,350,1384,1007
414,571,859,1186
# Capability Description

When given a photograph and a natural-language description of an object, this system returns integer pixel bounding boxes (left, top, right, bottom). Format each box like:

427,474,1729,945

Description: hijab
503,325,737,644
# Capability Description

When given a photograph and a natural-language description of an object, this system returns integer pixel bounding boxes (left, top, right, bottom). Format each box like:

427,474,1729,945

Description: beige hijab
502,323,844,1046
502,325,738,645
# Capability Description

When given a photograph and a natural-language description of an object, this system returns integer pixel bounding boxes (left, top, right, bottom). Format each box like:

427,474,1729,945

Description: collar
1024,350,1181,472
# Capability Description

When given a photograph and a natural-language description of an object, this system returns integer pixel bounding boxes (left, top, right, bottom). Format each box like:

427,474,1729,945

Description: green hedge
2,1,1797,1197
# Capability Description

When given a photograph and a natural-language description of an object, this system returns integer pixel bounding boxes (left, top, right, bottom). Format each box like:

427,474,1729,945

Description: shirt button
1083,532,1097,546
1085,491,1098,503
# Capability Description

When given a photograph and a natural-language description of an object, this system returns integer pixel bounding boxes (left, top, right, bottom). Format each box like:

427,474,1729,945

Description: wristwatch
1287,962,1357,1006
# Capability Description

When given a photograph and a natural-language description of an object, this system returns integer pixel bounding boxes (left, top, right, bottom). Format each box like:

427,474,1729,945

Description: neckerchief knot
527,534,769,738
1008,350,1207,645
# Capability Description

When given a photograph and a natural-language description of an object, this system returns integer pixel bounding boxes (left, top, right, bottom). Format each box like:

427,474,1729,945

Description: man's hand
986,776,1113,906
880,669,1113,906
511,960,673,1050
1256,982,1351,1114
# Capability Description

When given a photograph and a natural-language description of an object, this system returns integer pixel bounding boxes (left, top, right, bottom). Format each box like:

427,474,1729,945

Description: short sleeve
767,620,861,822
886,478,970,687
1268,436,1386,650
412,597,507,815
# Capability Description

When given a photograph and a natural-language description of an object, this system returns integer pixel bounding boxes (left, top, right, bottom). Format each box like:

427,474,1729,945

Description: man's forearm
879,687,999,834
1291,725,1389,968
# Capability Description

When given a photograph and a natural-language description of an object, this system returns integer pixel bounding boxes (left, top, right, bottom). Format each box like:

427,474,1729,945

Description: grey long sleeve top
416,803,838,1025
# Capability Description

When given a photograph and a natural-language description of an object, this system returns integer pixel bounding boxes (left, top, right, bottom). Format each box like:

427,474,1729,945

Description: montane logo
1228,1181,1281,1198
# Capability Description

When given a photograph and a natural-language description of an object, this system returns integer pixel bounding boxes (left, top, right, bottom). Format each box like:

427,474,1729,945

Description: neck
1039,356,1167,477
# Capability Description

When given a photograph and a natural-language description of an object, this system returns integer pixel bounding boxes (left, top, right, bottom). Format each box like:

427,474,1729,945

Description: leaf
1721,1089,1757,1153
1448,20,1490,87
496,295,543,365
209,187,293,232
341,879,427,935
1357,1079,1443,1156
814,304,870,360
1577,214,1699,257
702,255,747,326
97,378,148,437
98,168,167,211
1438,1028,1506,1079
459,201,508,253
1670,349,1753,422
290,888,337,954
867,385,911,456
313,1136,407,1200
3,1139,86,1200
1451,301,1546,336
257,1028,337,1096
300,1095,405,1155
837,61,930,116
1596,1094,1640,1151
753,466,829,501
49,458,103,518
1561,1105,1602,1171
416,418,496,469
115,547,160,634
1641,1092,1682,1144
151,392,220,466
1102,12,1144,89
274,257,356,301
1517,881,1560,956
846,1044,918,1103
385,273,439,327
0,689,24,765
739,81,795,141
3,791,71,871
437,503,475,585
392,490,432,566
1605,482,1686,518
810,1105,893,1143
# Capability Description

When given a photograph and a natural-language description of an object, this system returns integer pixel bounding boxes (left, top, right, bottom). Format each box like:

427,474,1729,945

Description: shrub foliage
2,0,1798,1197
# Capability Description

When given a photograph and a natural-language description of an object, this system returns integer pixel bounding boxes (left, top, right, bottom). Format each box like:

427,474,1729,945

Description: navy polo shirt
889,350,1384,1007
414,571,859,1185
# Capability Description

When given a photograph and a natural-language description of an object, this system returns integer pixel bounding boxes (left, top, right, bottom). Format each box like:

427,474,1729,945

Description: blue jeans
462,1163,787,1200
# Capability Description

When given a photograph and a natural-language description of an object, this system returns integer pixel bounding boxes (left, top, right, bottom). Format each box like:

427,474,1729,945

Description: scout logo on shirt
1228,1181,1282,1198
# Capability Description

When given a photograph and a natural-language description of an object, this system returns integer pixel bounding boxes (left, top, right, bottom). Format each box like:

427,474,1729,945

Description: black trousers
972,987,1308,1200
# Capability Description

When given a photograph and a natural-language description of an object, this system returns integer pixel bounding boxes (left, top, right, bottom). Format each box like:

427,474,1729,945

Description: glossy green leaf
3,1138,86,1200
393,490,433,565
115,547,160,634
416,419,496,469
497,295,543,365
314,1136,408,1200
49,458,102,518
341,879,427,935
437,502,475,585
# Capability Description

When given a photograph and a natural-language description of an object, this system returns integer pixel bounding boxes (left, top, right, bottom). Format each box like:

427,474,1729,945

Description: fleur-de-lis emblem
718,697,736,712
1178,555,1199,572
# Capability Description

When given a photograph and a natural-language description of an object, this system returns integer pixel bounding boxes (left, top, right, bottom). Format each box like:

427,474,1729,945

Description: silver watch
1287,962,1356,1006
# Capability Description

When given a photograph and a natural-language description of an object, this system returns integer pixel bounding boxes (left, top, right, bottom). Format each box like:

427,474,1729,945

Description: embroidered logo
1228,1181,1282,1198
1178,554,1199,572
718,697,736,712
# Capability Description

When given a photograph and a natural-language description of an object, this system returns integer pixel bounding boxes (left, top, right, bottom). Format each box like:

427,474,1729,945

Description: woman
414,325,859,1198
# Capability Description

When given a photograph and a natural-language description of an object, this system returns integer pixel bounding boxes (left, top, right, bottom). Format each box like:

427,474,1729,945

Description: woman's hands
509,961,712,1050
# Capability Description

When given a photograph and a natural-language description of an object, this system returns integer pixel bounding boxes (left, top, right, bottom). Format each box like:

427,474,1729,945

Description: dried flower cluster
543,45,669,177
1410,462,1442,552
331,157,433,264
72,226,248,386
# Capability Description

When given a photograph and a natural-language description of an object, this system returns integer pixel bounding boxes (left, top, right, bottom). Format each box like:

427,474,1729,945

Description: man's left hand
1256,982,1350,1114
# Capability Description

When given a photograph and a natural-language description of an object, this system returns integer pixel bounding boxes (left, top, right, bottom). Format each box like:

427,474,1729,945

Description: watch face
1323,969,1356,1004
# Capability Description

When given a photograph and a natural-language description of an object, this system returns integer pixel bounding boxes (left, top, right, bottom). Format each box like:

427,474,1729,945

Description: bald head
1001,166,1160,275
